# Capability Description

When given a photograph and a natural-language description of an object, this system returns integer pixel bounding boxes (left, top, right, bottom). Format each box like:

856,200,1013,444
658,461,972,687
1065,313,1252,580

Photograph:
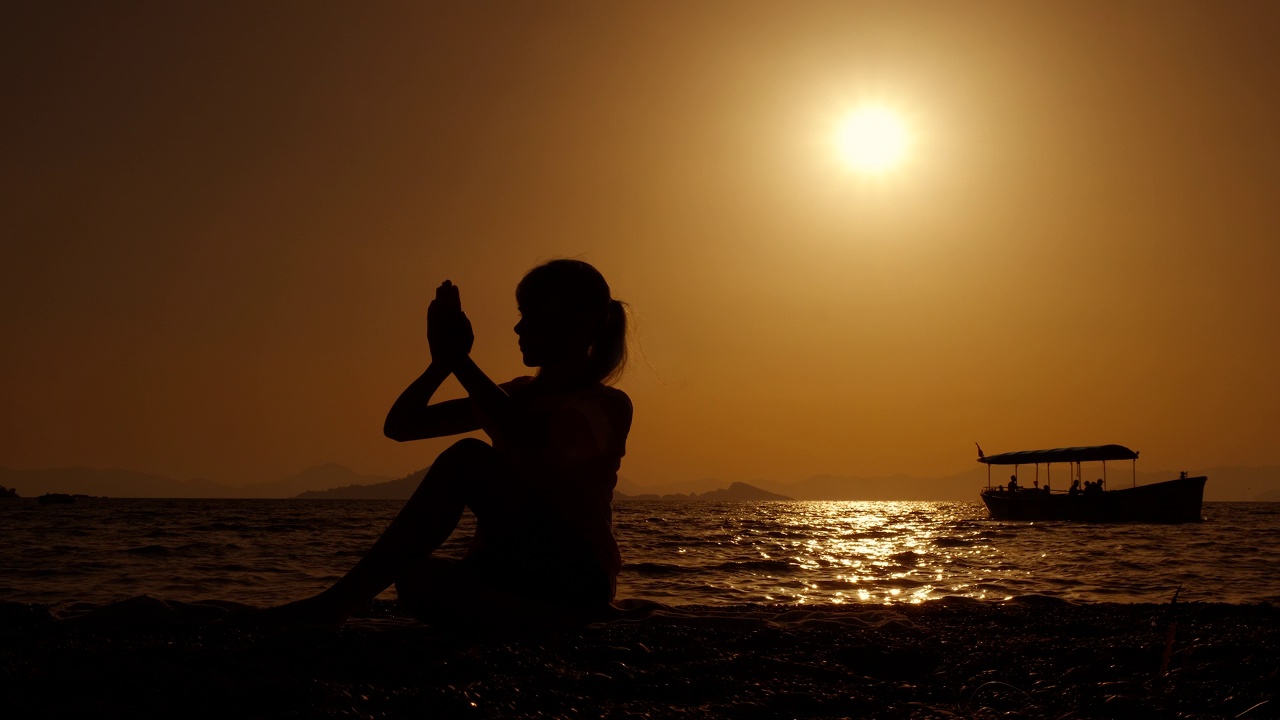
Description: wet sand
1,596,1276,719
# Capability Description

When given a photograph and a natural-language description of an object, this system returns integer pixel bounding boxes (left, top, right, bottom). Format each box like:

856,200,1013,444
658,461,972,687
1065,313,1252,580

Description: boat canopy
978,444,1139,466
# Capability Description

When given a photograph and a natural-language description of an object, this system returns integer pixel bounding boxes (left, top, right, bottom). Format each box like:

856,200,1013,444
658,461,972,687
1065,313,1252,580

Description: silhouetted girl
272,259,631,625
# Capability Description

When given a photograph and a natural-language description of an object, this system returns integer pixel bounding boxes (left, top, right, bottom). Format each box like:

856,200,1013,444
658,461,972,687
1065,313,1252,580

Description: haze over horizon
5,3,1279,487
4,460,1278,503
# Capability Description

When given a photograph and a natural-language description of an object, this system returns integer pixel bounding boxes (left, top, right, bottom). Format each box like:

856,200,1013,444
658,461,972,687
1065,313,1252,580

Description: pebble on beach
1,597,1277,719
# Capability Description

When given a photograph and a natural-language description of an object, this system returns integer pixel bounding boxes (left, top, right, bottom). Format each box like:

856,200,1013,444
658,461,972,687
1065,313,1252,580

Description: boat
976,444,1206,523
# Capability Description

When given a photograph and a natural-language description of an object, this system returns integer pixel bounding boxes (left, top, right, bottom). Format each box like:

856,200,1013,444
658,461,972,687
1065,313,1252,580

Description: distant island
295,468,429,499
3,463,1278,502
0,464,394,499
296,474,791,502
615,481,793,502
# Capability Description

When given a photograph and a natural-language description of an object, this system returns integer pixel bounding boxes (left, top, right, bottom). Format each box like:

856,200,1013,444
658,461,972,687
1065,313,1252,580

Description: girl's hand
427,280,474,366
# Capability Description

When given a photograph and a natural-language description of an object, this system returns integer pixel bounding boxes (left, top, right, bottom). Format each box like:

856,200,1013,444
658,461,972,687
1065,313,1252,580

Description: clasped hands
427,280,474,367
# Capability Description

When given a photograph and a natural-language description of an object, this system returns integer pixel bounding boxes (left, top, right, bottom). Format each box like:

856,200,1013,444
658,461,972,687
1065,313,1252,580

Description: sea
1,499,1277,608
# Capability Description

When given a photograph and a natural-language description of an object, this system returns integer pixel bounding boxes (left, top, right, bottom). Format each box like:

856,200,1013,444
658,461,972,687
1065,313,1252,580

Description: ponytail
587,298,628,385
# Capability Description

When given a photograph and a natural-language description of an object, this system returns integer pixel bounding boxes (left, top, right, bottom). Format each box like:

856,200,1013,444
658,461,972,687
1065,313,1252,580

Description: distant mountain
614,476,750,497
693,482,793,502
756,470,982,502
616,481,792,502
620,470,987,502
5,461,1277,502
0,464,397,499
298,474,793,502
237,463,393,498
0,467,235,498
296,468,429,499
1188,466,1280,502
653,477,734,495
613,474,645,496
622,465,1280,502
1257,488,1280,502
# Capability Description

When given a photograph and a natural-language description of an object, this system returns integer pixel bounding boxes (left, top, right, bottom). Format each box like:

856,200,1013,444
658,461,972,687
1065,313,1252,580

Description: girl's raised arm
382,362,482,441
385,281,517,443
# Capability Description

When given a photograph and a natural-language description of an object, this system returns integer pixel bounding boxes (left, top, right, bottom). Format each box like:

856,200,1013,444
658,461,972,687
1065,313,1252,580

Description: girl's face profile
514,302,554,367
514,299,586,368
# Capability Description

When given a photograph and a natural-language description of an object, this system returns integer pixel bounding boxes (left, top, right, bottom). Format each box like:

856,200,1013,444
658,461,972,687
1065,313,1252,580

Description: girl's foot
241,594,352,627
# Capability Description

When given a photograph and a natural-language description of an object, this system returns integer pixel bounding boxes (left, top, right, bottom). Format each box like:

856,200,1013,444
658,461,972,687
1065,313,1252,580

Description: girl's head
514,259,627,384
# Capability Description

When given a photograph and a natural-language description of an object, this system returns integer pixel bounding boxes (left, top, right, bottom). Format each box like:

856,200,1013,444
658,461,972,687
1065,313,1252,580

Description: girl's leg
394,554,609,629
269,438,499,622
392,555,523,625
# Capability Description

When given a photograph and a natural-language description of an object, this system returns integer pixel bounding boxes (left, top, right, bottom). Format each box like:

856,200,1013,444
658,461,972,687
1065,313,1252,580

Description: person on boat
1007,475,1019,493
266,259,633,626
1069,479,1081,496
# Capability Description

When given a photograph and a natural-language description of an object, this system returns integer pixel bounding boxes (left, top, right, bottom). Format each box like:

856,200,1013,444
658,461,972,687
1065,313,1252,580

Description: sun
836,106,909,173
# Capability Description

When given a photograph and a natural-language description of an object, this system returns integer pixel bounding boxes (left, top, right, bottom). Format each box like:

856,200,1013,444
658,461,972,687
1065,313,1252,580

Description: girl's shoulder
566,385,633,451
579,386,633,439
574,382,632,411
504,376,628,399
501,376,537,393
508,377,631,417
500,376,552,402
593,384,632,414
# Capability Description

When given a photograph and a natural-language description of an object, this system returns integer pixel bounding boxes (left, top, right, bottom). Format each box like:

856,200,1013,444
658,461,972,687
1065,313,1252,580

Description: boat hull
979,476,1206,523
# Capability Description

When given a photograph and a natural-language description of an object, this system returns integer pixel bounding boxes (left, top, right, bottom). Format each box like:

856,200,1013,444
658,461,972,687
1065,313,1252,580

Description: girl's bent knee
442,438,494,461
431,438,497,474
421,439,499,500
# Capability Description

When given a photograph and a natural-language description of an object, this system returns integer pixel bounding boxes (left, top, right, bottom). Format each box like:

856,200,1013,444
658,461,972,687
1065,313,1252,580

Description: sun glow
836,106,909,173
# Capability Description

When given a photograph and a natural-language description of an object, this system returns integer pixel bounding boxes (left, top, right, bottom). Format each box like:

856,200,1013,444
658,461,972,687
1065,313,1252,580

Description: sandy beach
2,596,1276,719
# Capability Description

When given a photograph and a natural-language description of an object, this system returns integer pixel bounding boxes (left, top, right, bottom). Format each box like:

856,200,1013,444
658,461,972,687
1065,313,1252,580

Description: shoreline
2,597,1276,718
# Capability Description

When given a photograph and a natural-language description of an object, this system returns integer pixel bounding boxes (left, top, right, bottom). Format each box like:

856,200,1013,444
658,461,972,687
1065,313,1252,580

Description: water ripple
0,499,1277,606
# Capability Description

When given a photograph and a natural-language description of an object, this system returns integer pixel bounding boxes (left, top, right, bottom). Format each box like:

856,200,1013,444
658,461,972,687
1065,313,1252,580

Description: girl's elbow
383,421,410,442
385,420,436,442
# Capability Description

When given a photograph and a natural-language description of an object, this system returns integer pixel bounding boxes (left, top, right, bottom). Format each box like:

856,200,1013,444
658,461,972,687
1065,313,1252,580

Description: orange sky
4,2,1279,486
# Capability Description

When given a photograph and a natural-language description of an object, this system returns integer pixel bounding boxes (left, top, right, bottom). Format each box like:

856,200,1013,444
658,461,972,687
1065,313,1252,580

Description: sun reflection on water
612,499,1280,606
777,501,983,604
616,500,1047,605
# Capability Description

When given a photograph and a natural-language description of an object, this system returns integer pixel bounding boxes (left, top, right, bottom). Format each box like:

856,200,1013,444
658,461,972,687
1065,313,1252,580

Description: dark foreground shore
1,596,1276,719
